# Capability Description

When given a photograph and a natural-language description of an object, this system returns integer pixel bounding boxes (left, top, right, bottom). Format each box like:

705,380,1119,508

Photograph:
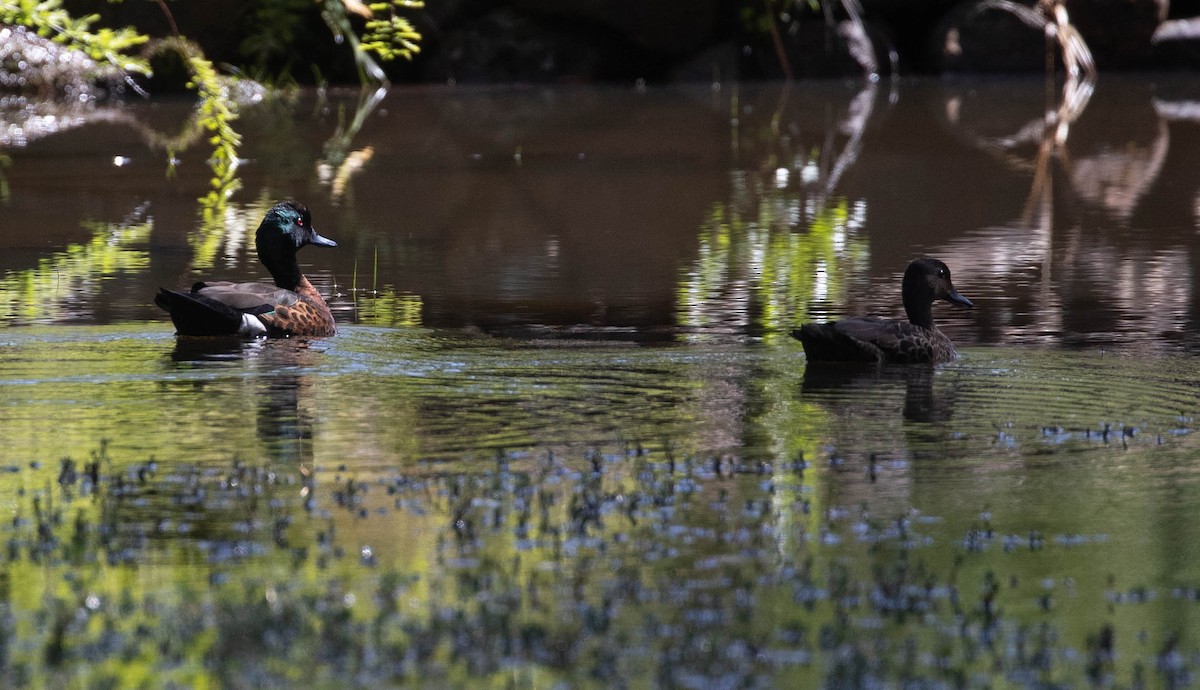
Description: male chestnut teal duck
155,201,337,337
793,258,973,364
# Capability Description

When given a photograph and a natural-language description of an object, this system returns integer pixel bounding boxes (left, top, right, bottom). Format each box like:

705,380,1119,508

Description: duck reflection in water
167,338,322,466
801,364,956,425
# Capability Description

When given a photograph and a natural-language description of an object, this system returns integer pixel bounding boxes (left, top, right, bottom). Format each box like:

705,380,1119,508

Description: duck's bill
945,290,973,309
309,230,337,248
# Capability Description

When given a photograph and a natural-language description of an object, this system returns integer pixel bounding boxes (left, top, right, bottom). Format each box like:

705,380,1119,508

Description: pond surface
1,76,1200,686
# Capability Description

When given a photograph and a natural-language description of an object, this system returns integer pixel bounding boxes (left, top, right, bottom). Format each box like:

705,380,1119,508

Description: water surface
1,76,1200,685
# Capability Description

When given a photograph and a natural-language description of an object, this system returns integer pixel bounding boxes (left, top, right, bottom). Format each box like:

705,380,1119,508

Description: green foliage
320,0,423,83
0,0,150,75
153,38,244,224
3,0,426,89
360,0,424,62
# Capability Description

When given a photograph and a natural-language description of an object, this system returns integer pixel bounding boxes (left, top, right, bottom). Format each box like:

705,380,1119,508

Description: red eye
295,218,304,226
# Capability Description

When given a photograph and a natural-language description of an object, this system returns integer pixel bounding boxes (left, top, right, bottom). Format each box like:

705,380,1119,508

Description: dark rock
423,7,611,83
517,0,718,56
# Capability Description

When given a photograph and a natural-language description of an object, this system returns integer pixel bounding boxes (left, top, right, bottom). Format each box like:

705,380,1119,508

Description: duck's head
257,201,336,253
256,201,336,288
902,258,972,327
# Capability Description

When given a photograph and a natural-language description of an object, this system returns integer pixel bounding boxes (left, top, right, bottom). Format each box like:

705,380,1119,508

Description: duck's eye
295,218,304,226
938,269,947,278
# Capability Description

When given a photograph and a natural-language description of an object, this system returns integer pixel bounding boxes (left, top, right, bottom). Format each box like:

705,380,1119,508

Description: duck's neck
263,254,302,290
904,297,934,330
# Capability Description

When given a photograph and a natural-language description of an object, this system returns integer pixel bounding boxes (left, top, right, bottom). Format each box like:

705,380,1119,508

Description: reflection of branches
816,82,876,207
949,0,1098,224
761,81,881,219
0,203,151,325
1021,73,1093,223
969,0,1097,223
938,4,1101,344
682,83,881,339
316,86,387,204
967,0,1095,146
0,98,137,148
187,196,278,274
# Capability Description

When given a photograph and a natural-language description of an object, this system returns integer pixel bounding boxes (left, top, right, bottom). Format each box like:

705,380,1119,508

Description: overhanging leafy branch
320,0,424,83
0,0,150,77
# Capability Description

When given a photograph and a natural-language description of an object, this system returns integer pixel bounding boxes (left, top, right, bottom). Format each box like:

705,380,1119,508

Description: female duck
155,201,338,337
793,258,973,364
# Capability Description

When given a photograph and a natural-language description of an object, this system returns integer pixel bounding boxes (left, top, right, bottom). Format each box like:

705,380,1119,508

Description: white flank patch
239,314,268,337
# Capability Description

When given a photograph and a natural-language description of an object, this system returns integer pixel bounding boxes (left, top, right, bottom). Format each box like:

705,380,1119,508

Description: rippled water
2,76,1200,685
0,326,1196,683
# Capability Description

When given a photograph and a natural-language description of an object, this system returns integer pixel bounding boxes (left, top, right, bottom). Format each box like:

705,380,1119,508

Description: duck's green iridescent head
258,201,337,252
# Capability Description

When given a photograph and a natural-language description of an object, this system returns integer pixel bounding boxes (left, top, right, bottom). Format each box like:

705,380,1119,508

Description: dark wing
794,317,890,362
831,317,903,351
835,318,943,363
795,317,945,364
193,281,301,315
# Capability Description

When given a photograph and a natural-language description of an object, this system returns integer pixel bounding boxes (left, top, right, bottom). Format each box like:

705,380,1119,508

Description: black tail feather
155,288,243,337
